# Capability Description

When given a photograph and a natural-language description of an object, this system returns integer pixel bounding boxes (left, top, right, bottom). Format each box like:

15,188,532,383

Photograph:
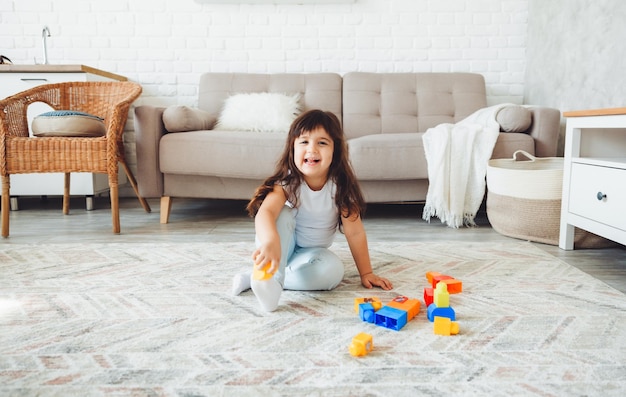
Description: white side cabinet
559,107,626,250
0,65,127,210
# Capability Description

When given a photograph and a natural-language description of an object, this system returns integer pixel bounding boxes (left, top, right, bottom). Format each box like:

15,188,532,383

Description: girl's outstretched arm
252,184,287,275
342,213,393,290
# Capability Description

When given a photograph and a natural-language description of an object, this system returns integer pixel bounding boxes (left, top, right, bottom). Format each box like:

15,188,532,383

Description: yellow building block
354,297,381,313
349,332,373,357
433,316,459,336
433,282,450,308
252,261,274,280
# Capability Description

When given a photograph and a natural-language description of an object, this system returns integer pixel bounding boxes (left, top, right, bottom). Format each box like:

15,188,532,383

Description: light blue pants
261,206,344,291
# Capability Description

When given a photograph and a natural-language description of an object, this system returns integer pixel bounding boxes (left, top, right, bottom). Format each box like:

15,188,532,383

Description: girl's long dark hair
246,109,365,228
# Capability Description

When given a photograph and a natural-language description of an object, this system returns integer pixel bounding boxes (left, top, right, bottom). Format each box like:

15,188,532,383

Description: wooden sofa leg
160,196,172,224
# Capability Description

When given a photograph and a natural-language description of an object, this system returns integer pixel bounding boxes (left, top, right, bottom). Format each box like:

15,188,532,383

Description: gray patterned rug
1,241,625,396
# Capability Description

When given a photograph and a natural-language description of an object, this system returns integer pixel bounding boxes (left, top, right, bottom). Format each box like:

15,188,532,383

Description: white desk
559,107,626,250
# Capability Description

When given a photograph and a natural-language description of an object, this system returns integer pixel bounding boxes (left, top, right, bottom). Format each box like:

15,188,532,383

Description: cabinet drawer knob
596,192,607,201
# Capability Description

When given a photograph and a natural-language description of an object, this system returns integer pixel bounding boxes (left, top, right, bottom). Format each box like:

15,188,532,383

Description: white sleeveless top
289,180,338,248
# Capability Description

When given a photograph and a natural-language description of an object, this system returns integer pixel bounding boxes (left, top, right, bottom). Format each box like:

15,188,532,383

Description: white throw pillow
215,92,301,132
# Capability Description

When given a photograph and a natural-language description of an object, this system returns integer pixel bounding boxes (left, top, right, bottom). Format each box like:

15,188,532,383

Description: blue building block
359,302,376,323
374,306,408,331
427,303,456,322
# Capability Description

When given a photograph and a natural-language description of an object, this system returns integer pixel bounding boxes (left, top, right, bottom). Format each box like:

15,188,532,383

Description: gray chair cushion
32,110,105,137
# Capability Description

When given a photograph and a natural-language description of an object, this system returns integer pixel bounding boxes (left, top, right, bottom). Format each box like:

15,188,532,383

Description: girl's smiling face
293,126,335,190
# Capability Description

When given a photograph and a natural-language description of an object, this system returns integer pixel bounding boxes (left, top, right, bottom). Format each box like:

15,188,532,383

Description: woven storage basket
486,150,611,247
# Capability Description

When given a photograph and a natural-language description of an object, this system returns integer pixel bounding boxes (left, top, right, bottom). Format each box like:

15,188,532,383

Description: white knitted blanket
422,104,509,228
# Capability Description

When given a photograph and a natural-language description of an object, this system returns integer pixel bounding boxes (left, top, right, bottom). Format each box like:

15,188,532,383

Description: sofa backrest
198,72,343,123
342,72,487,139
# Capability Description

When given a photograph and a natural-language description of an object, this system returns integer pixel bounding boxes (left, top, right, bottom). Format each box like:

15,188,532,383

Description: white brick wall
0,0,529,186
1,0,529,105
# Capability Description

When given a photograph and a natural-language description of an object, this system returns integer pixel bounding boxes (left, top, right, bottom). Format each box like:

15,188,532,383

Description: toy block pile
425,271,460,336
349,271,463,356
355,295,420,331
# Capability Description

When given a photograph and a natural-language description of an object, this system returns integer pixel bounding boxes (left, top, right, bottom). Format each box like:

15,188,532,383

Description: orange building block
433,316,459,336
386,295,421,321
425,271,442,285
431,274,454,288
441,278,463,294
354,297,382,313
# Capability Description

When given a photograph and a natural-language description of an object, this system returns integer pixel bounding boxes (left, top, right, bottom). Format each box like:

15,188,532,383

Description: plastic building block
354,297,382,313
386,295,420,321
426,271,442,285
359,302,376,323
441,278,463,294
431,274,454,288
423,287,434,307
434,282,450,308
427,303,456,322
433,316,459,336
375,306,408,331
349,332,373,357
253,261,274,280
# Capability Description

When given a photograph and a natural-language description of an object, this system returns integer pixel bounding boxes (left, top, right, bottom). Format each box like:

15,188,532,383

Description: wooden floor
2,194,625,293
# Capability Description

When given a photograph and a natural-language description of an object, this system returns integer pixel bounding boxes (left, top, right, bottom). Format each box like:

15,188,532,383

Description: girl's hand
360,272,393,290
252,244,280,275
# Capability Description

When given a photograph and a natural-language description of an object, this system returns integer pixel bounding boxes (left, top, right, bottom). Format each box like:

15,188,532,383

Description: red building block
431,274,454,288
423,287,434,307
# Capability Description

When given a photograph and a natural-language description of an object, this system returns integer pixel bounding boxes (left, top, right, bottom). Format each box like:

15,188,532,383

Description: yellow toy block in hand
253,261,274,280
433,316,459,336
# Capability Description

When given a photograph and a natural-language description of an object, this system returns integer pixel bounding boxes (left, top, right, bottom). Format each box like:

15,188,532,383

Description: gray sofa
134,72,560,223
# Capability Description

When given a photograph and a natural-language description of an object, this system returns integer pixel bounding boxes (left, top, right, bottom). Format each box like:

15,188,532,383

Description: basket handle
513,150,537,162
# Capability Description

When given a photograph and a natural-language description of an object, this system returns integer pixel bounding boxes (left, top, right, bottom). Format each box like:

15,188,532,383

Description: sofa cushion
342,72,488,140
160,130,286,179
496,105,532,133
32,110,106,137
214,92,301,132
162,106,216,132
348,133,428,180
197,73,343,124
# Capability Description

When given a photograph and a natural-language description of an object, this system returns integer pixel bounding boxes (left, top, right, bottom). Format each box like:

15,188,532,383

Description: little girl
232,109,393,312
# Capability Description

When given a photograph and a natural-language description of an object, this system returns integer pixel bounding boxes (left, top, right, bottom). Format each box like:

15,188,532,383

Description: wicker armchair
0,81,151,237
